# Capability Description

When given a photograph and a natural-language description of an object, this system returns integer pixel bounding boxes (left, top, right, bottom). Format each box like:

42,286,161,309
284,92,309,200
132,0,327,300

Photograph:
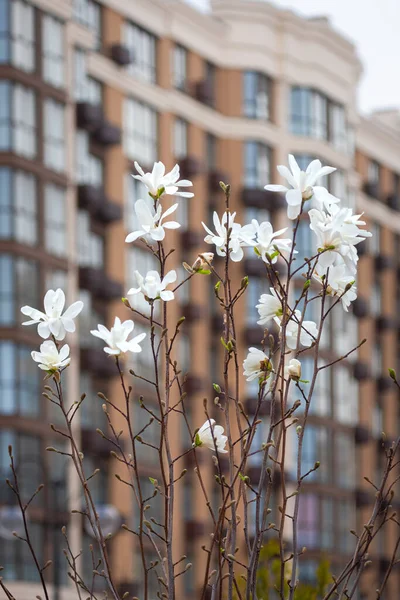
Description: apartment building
0,0,398,598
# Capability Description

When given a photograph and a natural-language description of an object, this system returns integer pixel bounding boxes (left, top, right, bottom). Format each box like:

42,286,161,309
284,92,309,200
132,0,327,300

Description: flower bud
192,253,214,272
284,358,301,381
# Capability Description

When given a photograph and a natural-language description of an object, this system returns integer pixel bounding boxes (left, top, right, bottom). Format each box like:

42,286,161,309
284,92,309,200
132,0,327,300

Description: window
336,432,356,489
298,494,318,548
74,48,102,103
124,98,157,165
368,160,380,188
125,172,147,232
301,357,331,416
131,401,159,464
330,169,346,199
337,498,355,552
44,184,67,257
77,210,104,268
44,98,65,172
290,87,346,146
0,342,41,417
245,206,271,226
172,45,187,91
295,219,314,264
334,365,358,424
243,141,271,188
174,117,188,160
301,425,330,483
243,71,271,120
76,131,103,186
206,133,217,172
0,168,37,245
204,61,216,107
329,102,347,151
42,14,64,88
124,21,156,84
0,254,39,326
0,0,35,72
73,0,102,49
370,281,381,317
0,81,36,158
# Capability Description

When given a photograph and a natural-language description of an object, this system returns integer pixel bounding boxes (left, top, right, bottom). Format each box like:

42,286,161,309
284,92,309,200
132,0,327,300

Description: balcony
354,425,370,445
376,374,392,391
244,258,266,277
81,428,113,457
78,185,122,224
179,156,203,178
182,302,204,323
185,519,206,538
352,297,369,319
363,181,380,199
80,347,116,378
376,315,393,332
110,43,132,66
208,170,228,192
386,193,400,210
79,267,123,300
183,374,206,394
374,253,393,271
353,361,370,381
76,102,103,132
242,187,285,210
355,488,373,508
93,121,121,146
180,230,204,249
194,79,214,107
244,325,265,346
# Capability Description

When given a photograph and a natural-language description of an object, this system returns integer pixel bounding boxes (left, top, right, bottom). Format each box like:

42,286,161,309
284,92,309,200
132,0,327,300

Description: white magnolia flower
274,310,318,350
243,347,272,381
252,220,293,263
202,211,255,262
127,269,177,302
195,419,228,454
265,154,338,219
284,358,301,381
91,317,146,355
31,340,70,371
21,289,83,341
125,199,180,244
313,263,357,311
133,161,194,198
256,289,283,326
309,208,371,274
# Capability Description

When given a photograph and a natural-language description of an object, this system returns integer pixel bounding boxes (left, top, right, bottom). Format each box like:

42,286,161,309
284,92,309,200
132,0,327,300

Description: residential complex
0,0,398,598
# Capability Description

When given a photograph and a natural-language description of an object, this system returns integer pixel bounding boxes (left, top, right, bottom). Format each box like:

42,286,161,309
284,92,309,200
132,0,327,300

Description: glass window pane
45,184,67,256
124,21,156,84
42,14,64,88
44,98,65,172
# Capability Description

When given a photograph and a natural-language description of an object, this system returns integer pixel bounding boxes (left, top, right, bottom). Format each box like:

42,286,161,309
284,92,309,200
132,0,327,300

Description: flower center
302,186,313,201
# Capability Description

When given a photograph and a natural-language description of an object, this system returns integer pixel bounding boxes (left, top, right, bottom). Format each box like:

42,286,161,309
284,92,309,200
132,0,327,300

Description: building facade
0,0,398,598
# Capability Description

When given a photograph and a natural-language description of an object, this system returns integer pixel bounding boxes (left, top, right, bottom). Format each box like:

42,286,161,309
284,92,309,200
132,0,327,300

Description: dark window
301,425,330,483
335,432,356,490
0,0,35,72
0,168,37,245
243,71,271,120
124,21,156,84
205,61,216,107
206,133,217,171
0,254,39,327
243,141,271,188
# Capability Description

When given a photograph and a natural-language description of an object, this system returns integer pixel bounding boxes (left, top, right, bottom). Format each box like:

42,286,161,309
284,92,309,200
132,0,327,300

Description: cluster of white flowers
20,156,370,456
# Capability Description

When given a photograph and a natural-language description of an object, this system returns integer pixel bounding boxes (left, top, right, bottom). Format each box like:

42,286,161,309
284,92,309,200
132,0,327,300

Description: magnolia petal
63,300,84,320
125,230,145,243
162,270,177,286
160,290,174,301
59,344,70,362
38,321,51,339
162,221,181,229
265,184,289,192
134,161,145,177
150,227,166,241
277,165,298,189
135,199,154,227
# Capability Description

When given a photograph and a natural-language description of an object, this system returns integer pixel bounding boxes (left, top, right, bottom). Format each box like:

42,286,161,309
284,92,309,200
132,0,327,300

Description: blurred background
0,0,399,598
